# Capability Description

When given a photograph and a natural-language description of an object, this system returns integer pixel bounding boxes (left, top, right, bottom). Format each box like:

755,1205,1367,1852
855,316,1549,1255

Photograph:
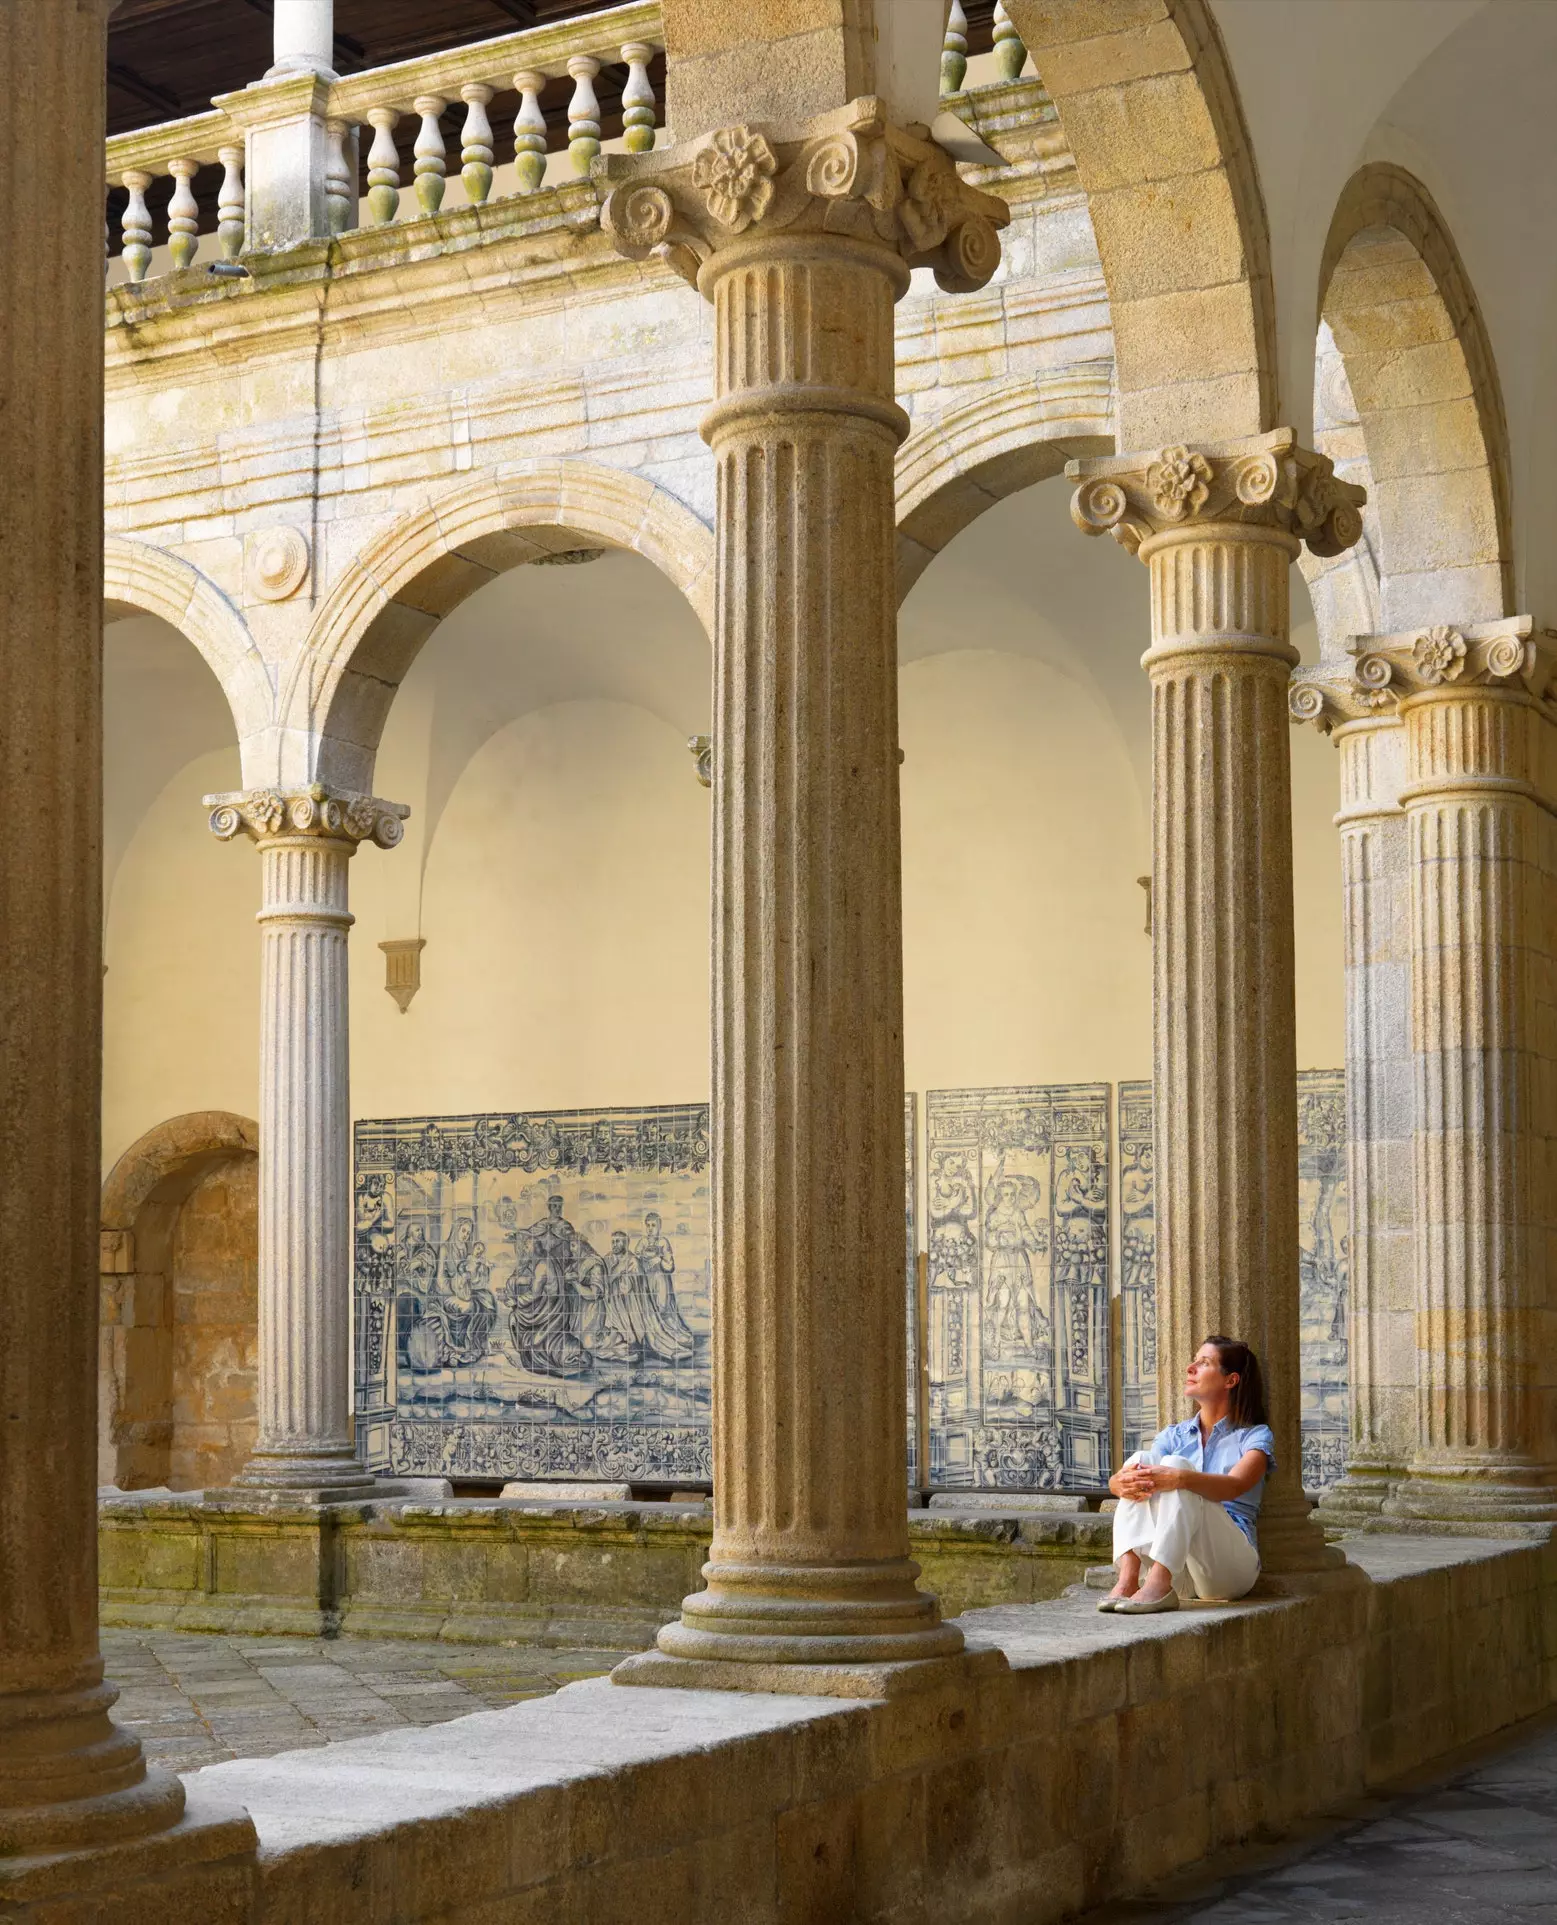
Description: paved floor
1087,1708,1557,1923
102,1628,634,1773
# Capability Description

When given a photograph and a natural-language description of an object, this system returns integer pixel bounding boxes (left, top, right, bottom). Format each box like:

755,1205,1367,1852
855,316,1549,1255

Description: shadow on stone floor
102,1627,633,1772
1074,1705,1557,1924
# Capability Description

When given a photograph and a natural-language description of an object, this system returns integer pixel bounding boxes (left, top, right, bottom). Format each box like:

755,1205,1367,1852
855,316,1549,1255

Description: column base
1383,1461,1557,1533
0,1671,186,1857
1253,1491,1351,1575
626,1554,965,1687
0,1781,256,1921
223,1447,380,1504
1315,1463,1403,1528
613,1642,1006,1700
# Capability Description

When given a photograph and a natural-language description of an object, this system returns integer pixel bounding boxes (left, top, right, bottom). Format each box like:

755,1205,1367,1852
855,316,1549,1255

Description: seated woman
1101,1335,1275,1615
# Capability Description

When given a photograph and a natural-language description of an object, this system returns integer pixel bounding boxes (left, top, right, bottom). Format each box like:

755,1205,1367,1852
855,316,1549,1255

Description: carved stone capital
598,97,1009,294
1067,429,1367,561
1290,617,1556,733
204,784,409,849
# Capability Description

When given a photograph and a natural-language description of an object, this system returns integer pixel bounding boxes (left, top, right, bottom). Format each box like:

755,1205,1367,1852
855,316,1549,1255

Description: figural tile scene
5,1,1557,1920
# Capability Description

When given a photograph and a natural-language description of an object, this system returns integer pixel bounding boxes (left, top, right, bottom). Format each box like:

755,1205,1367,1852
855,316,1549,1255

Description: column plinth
206,786,407,1500
600,103,1006,1685
1070,432,1367,1577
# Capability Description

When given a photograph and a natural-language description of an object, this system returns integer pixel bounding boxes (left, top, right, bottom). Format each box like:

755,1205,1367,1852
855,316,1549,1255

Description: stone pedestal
1070,432,1366,1574
206,786,406,1499
600,103,1005,1687
0,1,254,1898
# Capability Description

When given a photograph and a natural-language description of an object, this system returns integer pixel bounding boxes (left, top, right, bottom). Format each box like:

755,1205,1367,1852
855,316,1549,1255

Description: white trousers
1112,1453,1260,1601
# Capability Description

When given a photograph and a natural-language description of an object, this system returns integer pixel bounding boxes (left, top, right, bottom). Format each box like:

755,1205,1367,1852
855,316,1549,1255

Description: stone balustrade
104,0,1035,286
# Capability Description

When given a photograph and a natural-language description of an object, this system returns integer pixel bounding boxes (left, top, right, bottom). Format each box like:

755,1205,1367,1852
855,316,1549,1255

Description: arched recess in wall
1317,163,1514,628
895,369,1113,599
103,534,273,745
99,1111,259,1492
1001,0,1276,446
287,459,716,793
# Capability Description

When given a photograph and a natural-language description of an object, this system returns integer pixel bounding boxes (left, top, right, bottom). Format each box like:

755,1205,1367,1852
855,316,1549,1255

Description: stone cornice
1066,429,1367,561
1290,618,1557,733
205,785,409,849
598,98,1010,294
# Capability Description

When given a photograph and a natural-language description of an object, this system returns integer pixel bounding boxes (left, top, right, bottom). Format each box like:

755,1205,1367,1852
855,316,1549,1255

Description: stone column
1288,677,1417,1522
601,105,1006,1686
206,786,406,1498
0,0,189,1861
222,0,337,251
1070,433,1366,1576
1343,622,1557,1526
268,0,335,77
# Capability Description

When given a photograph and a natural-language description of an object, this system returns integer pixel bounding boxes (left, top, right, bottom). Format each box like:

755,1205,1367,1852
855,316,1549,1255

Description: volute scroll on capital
204,784,410,849
597,97,1009,294
1289,617,1557,734
1066,430,1367,561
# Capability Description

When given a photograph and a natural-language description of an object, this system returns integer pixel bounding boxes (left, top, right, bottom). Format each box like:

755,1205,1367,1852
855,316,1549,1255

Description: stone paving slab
101,1628,634,1772
1079,1707,1557,1923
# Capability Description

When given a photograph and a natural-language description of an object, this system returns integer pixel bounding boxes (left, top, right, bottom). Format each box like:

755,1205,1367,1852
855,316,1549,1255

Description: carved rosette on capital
206,786,408,1496
1069,432,1367,1579
602,107,1006,1684
1302,621,1557,1528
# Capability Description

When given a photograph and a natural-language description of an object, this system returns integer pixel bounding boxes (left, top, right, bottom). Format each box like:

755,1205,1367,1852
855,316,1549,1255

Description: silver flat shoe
1112,1588,1179,1615
1096,1594,1132,1612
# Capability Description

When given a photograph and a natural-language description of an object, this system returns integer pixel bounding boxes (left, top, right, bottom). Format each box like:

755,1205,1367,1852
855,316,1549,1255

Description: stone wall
176,1535,1557,1924
98,1496,1109,1643
169,1155,259,1489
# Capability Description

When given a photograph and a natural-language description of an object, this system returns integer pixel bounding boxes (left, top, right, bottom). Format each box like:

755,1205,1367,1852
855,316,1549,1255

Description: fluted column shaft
1070,431,1366,1576
207,787,405,1495
0,0,186,1856
1144,523,1330,1570
600,104,1006,1678
1390,686,1557,1519
1325,718,1415,1519
663,232,961,1663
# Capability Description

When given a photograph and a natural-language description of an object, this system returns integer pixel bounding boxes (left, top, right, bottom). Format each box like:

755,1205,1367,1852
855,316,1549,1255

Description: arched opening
99,1112,259,1491
1317,163,1513,628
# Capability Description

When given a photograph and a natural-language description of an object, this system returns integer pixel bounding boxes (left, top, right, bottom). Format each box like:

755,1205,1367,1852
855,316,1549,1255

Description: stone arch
285,460,717,793
103,534,274,744
99,1111,259,1492
1317,163,1514,628
895,369,1113,600
1002,0,1276,446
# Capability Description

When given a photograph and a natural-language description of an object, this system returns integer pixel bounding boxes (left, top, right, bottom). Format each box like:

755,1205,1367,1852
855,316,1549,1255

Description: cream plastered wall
102,492,1345,1170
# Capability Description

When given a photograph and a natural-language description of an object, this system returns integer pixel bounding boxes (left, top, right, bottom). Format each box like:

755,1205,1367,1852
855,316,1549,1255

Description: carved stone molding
1290,617,1555,733
204,784,408,849
1067,429,1367,560
599,96,1009,293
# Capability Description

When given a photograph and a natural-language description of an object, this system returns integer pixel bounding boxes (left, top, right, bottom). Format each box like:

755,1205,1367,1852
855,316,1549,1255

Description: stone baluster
206,786,407,1496
412,94,447,215
513,69,547,193
217,143,246,258
1290,665,1416,1521
324,119,354,233
460,82,495,203
620,42,656,153
566,54,601,174
365,108,401,224
1070,432,1367,1576
992,1,1026,81
166,157,199,269
941,0,969,94
0,0,189,1869
120,170,153,282
602,105,1007,1687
